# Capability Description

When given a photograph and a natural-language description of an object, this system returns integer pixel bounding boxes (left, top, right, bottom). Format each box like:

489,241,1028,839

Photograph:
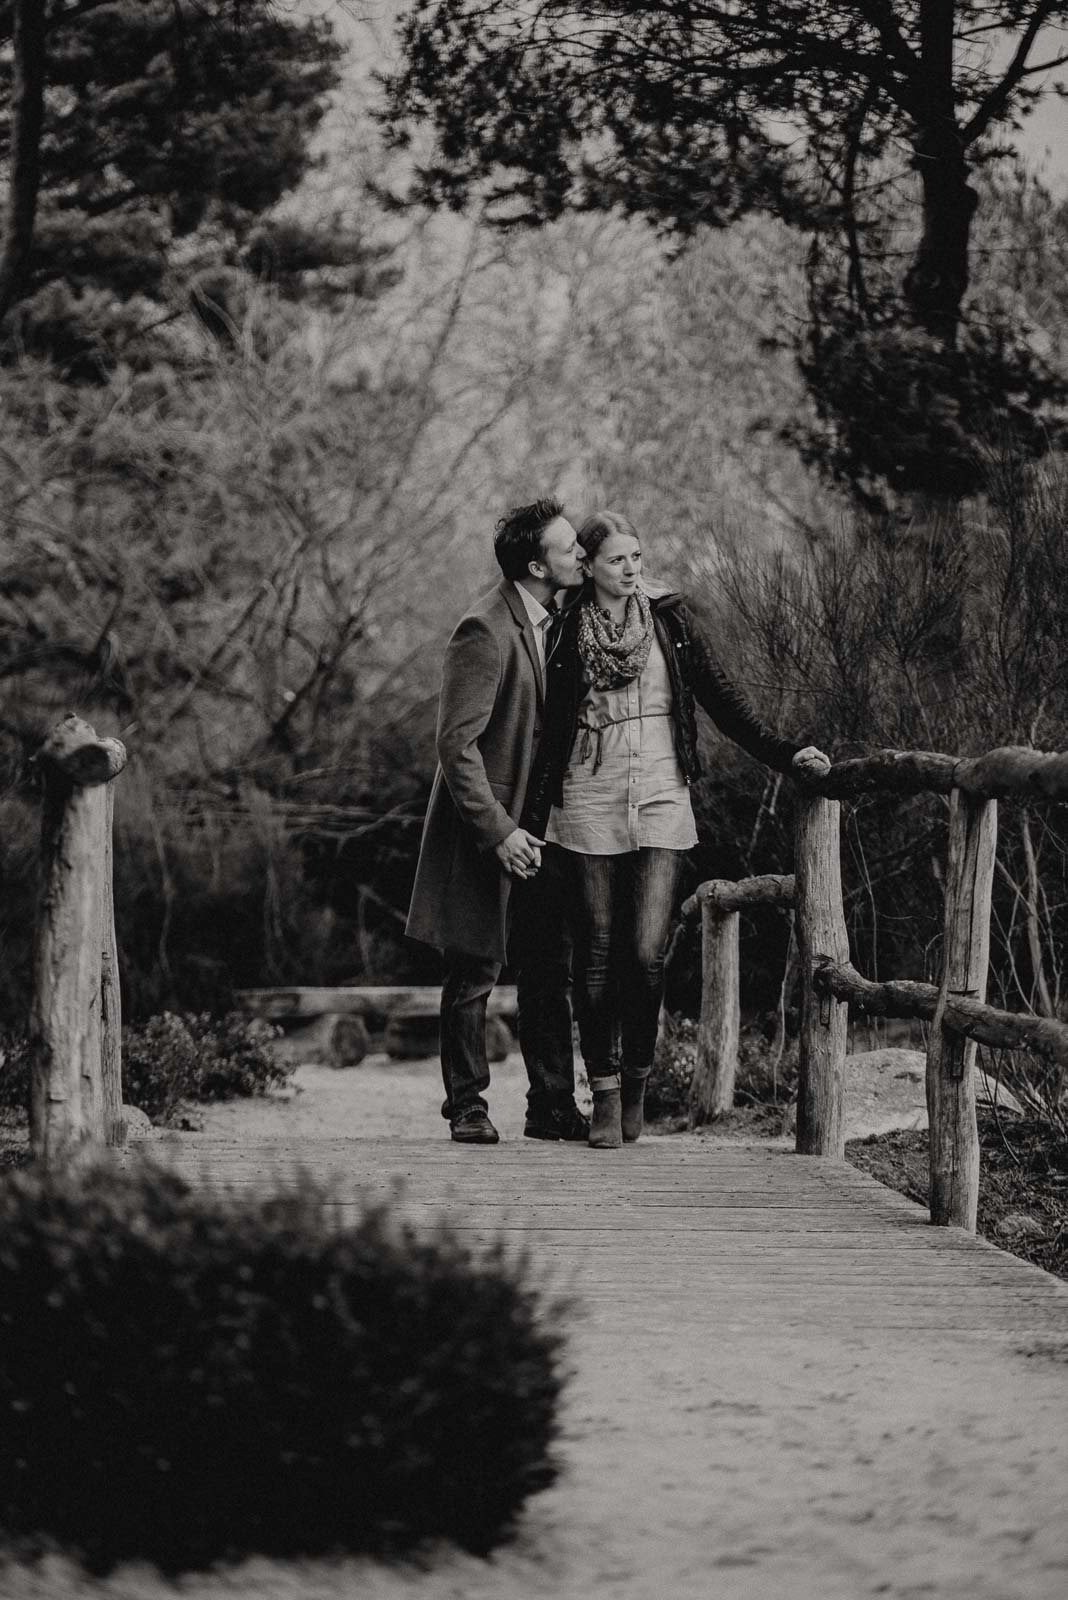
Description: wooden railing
28,714,128,1163
682,745,1068,1232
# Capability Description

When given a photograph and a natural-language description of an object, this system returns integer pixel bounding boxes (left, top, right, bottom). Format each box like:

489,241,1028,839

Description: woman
530,511,829,1149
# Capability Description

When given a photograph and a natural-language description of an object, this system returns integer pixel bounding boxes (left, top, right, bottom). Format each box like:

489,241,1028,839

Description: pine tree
381,1,1068,500
0,0,376,374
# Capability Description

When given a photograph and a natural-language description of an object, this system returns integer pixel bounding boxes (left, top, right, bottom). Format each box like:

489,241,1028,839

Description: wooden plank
139,1139,1068,1342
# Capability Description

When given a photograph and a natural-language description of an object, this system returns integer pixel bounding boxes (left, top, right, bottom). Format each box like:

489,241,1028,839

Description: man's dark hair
493,497,565,580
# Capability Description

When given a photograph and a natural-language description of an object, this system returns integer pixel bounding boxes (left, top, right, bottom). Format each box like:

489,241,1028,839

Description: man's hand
792,745,831,778
495,828,545,879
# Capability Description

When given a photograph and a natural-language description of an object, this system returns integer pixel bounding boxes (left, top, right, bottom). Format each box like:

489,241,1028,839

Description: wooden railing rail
682,742,1068,1233
28,714,127,1163
809,961,1068,1065
814,744,1068,801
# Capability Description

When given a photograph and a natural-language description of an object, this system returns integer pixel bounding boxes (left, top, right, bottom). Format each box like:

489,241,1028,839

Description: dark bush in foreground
0,1162,567,1574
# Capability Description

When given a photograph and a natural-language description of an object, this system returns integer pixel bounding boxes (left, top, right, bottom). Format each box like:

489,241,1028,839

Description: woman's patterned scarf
577,588,654,690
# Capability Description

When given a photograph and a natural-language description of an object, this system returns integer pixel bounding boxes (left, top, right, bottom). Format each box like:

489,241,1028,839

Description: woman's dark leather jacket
524,589,802,835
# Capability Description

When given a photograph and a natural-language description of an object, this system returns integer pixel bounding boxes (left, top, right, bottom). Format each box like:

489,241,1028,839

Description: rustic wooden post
927,788,997,1230
29,715,127,1164
794,795,849,1156
690,897,740,1124
683,874,795,1126
100,784,125,1144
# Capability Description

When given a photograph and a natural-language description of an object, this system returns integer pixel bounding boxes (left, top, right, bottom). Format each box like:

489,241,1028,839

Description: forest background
2,0,1068,1051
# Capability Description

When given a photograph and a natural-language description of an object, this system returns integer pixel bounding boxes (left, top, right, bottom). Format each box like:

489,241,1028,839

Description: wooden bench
237,985,518,1067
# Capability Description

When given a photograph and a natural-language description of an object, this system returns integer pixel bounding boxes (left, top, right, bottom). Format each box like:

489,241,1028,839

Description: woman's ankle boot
588,1075,623,1149
621,1075,647,1143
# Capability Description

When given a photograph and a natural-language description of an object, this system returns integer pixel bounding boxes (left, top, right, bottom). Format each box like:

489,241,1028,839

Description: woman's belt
576,711,672,773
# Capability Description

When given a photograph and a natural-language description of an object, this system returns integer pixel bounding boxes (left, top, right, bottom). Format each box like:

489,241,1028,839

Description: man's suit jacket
406,580,545,963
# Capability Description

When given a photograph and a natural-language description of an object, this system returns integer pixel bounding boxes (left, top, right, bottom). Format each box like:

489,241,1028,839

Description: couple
406,499,829,1148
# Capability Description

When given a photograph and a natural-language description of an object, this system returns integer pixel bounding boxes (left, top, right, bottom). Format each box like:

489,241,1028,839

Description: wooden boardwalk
131,1131,1068,1600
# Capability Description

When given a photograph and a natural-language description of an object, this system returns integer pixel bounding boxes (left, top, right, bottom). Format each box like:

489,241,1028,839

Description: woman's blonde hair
576,509,640,562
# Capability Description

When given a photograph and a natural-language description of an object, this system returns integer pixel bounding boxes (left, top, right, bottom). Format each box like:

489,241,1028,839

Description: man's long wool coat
405,580,544,964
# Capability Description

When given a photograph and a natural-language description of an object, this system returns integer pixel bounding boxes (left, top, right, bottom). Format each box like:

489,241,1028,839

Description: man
406,498,589,1144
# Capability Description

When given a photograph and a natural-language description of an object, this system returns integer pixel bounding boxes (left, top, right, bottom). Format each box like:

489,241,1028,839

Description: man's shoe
523,1103,591,1142
449,1106,500,1144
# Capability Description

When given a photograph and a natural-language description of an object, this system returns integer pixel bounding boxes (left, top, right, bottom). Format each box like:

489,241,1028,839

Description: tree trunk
904,1,978,345
0,0,48,324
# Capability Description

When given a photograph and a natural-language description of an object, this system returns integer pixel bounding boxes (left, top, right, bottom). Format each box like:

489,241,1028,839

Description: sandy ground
4,1052,1068,1600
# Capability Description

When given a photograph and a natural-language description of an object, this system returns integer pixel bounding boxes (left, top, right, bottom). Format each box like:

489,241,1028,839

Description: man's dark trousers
439,844,574,1121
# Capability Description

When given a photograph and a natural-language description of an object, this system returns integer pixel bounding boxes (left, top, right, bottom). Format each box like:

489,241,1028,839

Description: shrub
0,1012,288,1126
646,1016,698,1121
0,1032,30,1116
0,1161,567,1575
121,1010,289,1124
645,1017,800,1123
734,1029,800,1108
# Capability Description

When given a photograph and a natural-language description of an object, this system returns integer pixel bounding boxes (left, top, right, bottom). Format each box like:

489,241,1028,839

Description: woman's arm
678,601,825,775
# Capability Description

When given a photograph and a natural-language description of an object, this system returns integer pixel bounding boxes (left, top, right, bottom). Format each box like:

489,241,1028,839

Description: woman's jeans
566,847,683,1082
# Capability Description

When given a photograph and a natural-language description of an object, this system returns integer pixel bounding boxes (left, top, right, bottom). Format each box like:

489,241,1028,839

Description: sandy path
5,1053,1068,1600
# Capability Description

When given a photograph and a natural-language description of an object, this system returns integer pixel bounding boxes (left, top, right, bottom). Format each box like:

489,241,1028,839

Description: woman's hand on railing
791,745,831,779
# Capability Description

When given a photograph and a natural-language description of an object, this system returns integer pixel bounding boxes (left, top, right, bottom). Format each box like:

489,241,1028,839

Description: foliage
790,164,1068,503
983,1047,1068,1144
697,454,1068,1028
0,300,481,1019
121,1011,289,1124
0,0,395,373
0,1161,566,1573
0,1030,30,1115
645,1017,698,1123
793,294,1068,507
3,142,1068,1021
0,1012,287,1124
381,1,1068,496
0,202,834,1025
646,1018,800,1123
